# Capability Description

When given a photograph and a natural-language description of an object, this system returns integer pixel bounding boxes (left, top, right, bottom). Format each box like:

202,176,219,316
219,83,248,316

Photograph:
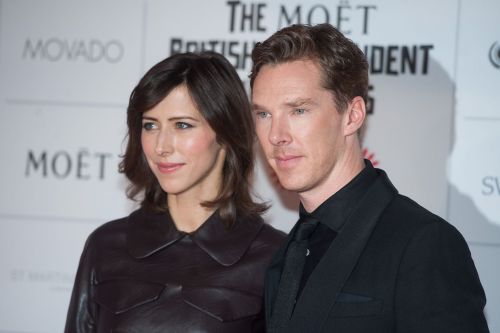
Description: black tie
268,215,319,333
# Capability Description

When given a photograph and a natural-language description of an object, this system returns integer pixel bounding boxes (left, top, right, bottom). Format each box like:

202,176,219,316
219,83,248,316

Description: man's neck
299,155,365,213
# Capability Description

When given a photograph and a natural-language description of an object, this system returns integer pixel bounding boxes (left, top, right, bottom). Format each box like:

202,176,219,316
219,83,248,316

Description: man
250,23,489,333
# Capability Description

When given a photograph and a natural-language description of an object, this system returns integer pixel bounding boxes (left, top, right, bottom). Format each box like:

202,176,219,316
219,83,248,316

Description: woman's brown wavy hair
120,51,268,226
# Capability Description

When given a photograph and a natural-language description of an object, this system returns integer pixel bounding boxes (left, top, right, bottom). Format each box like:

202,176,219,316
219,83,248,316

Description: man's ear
343,96,366,136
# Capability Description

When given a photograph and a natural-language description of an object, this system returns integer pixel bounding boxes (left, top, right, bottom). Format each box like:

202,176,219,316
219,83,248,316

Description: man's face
252,59,349,196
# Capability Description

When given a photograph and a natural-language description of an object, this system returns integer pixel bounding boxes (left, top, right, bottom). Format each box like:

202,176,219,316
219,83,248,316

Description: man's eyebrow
252,98,316,111
284,98,315,108
252,103,268,111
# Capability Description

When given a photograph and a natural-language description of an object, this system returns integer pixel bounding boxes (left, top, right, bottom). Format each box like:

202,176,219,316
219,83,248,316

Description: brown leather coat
65,208,285,332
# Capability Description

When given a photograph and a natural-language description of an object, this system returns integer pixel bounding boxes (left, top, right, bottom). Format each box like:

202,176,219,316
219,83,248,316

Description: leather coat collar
126,208,264,267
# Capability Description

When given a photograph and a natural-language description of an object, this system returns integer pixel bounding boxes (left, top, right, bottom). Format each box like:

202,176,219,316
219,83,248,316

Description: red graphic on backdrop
362,147,379,166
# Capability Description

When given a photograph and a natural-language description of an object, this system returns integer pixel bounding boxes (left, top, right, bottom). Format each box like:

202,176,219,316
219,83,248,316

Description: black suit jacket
265,169,489,333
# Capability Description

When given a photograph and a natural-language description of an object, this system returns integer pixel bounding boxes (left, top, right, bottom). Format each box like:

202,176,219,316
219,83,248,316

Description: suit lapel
288,173,397,332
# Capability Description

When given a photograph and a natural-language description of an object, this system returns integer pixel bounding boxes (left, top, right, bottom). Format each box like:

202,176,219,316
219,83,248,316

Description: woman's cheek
182,133,216,154
141,134,156,157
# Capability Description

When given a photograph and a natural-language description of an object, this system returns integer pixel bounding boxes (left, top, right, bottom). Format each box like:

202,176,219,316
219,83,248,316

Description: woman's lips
157,162,184,174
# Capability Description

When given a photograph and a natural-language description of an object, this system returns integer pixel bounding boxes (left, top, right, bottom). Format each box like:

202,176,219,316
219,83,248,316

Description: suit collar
127,208,264,267
300,159,378,232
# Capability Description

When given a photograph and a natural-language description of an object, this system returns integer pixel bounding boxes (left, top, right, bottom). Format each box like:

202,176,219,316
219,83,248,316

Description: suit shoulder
385,194,446,226
382,194,467,245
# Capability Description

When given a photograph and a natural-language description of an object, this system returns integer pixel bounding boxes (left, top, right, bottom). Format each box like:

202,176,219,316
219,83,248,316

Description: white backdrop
0,0,499,332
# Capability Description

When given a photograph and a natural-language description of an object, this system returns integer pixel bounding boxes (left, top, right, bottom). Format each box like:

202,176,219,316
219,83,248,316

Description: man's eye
294,108,306,115
256,111,270,119
175,122,193,129
142,122,157,131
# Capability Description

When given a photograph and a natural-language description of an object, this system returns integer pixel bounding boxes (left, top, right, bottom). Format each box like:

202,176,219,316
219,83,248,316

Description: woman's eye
175,122,193,129
142,122,157,131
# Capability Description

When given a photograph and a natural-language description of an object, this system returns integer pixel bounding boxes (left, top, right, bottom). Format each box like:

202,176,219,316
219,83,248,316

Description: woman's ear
343,96,366,136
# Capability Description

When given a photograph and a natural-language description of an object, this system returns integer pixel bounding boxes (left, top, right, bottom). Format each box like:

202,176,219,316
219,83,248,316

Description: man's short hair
250,24,368,113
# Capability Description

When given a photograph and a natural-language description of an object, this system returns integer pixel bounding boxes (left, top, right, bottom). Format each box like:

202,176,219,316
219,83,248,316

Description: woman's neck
167,191,217,233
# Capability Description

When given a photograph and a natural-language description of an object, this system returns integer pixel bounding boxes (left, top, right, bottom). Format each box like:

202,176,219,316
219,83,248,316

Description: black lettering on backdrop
95,153,112,180
182,2,385,76
358,5,376,34
26,151,47,177
363,44,434,75
76,149,90,180
336,2,349,33
227,1,267,32
25,149,113,180
52,151,72,179
23,38,124,63
401,46,416,73
482,176,500,196
309,5,330,26
489,42,500,69
386,46,398,75
419,45,432,74
278,5,300,27
366,85,375,115
278,3,377,34
170,38,256,70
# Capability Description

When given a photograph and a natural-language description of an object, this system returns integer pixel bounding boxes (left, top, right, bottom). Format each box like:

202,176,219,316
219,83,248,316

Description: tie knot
293,216,319,241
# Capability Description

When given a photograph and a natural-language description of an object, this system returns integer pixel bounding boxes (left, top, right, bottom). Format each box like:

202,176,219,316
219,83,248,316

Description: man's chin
276,178,306,192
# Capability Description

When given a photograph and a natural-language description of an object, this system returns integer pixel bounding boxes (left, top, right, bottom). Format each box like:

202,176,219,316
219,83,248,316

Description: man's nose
269,115,292,146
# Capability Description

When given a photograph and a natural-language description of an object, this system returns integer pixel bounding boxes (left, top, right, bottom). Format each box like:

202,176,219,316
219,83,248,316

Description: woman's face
141,85,225,200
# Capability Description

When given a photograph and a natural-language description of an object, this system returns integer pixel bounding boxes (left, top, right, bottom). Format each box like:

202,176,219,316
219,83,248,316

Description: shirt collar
126,208,264,267
299,159,379,232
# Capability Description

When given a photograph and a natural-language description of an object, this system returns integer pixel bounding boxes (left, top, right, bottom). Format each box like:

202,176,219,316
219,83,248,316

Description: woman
65,52,285,332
